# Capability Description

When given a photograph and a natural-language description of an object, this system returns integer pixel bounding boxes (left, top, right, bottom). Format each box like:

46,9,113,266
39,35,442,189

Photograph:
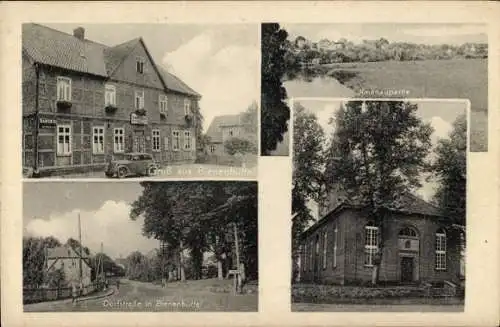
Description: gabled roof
206,114,242,143
302,192,447,239
157,66,201,98
47,245,89,259
103,38,141,75
23,23,108,77
22,23,200,97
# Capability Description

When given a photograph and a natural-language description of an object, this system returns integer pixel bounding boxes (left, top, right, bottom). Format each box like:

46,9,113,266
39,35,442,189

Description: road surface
24,279,258,312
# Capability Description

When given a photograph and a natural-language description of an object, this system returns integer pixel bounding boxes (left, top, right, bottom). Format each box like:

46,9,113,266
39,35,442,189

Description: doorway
133,130,146,153
401,257,414,283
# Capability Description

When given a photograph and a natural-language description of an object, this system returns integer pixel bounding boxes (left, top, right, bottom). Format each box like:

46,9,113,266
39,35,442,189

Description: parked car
105,153,158,178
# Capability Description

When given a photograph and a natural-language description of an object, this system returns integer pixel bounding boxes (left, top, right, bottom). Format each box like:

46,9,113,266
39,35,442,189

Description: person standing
71,282,78,305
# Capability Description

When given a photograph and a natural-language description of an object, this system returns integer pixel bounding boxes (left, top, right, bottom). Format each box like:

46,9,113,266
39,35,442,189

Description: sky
23,182,158,260
294,99,468,219
281,23,487,45
44,23,259,132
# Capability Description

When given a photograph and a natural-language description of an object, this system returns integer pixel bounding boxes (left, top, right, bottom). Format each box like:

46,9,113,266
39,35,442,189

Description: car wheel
105,172,113,178
147,165,157,177
117,167,128,179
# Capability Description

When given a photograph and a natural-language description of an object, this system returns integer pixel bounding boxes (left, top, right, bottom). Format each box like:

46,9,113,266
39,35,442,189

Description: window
229,129,234,137
399,227,418,238
152,130,160,152
184,99,191,115
333,225,338,268
210,145,216,153
435,228,447,270
136,57,145,74
159,95,168,115
183,131,192,150
309,241,313,271
322,231,328,269
57,124,71,155
172,130,180,151
364,222,379,267
105,84,116,106
113,128,124,153
92,126,105,154
303,244,307,272
56,77,72,101
135,90,144,109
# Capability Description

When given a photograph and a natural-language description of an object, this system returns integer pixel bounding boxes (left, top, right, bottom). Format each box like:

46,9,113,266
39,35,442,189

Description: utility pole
78,213,82,285
233,222,241,293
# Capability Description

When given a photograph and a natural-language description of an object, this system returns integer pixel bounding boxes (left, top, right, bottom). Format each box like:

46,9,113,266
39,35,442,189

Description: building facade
22,24,201,176
46,245,92,289
299,190,465,286
205,112,257,157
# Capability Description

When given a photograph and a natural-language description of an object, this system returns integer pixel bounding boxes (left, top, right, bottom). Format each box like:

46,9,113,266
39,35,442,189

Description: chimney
73,27,85,40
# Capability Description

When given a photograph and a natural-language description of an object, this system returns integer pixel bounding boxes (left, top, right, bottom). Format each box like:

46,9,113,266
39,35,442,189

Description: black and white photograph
22,23,258,179
261,23,487,156
291,98,466,312
23,181,258,312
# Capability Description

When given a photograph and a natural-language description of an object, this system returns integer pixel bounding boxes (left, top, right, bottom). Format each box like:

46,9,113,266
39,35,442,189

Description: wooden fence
23,281,103,304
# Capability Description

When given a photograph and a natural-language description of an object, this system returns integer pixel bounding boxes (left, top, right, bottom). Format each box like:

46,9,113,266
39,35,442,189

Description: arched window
399,227,418,238
435,228,447,270
364,221,379,267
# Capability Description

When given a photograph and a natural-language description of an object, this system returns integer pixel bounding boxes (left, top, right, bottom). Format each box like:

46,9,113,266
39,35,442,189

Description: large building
299,187,465,286
22,24,201,176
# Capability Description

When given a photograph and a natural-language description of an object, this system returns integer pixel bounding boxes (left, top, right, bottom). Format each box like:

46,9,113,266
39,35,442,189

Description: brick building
299,188,465,285
22,24,201,176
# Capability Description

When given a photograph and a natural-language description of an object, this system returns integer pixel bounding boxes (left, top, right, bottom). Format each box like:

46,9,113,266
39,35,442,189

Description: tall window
184,99,191,115
56,77,71,101
136,57,144,74
183,131,192,150
210,145,216,153
159,95,168,114
57,125,71,155
435,228,447,270
172,130,180,151
309,241,313,271
92,126,105,154
333,225,338,268
399,227,418,238
322,231,328,269
113,128,124,153
303,243,307,272
152,130,160,152
105,84,116,106
135,90,144,110
364,222,379,267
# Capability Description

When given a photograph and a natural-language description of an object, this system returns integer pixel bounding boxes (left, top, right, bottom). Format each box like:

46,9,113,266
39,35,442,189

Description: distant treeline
285,36,488,67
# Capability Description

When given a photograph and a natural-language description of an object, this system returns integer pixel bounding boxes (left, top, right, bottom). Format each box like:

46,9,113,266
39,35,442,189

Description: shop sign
39,117,57,128
131,113,148,125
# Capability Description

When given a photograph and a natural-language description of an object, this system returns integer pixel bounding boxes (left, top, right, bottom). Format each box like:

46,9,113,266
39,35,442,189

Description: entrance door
401,257,414,283
133,130,146,153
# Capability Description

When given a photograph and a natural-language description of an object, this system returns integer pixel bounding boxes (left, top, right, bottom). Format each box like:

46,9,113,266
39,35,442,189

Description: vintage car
105,153,158,178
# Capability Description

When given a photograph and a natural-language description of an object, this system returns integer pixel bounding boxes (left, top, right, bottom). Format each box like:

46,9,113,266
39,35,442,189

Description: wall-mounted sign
39,117,57,128
131,113,148,125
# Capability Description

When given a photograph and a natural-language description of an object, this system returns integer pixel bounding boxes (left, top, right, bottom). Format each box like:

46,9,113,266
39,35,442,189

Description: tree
23,236,62,288
66,238,90,256
324,101,433,284
432,114,467,226
291,102,326,282
224,138,257,156
261,23,290,155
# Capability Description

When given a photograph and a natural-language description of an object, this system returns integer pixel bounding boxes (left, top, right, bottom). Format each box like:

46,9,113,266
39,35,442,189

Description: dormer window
136,57,145,74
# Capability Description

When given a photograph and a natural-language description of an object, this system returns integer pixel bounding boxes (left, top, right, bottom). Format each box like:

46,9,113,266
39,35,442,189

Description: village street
24,278,258,312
